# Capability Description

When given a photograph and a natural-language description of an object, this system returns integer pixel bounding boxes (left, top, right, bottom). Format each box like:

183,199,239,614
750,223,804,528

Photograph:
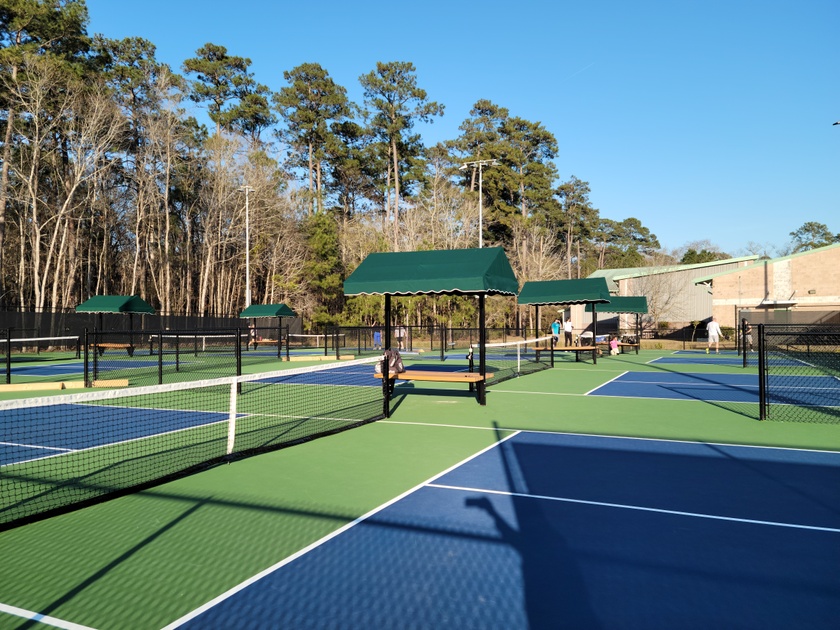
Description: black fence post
83,329,90,387
158,332,164,384
381,353,391,418
236,327,243,377
92,330,99,384
4,328,10,385
757,324,766,420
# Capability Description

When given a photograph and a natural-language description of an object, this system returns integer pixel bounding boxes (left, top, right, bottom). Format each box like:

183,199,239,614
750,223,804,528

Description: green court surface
1,349,839,629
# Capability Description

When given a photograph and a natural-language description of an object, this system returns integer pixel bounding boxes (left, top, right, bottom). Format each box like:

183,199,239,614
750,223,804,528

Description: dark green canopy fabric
75,295,155,314
517,278,611,306
239,303,296,318
585,296,648,314
344,247,519,296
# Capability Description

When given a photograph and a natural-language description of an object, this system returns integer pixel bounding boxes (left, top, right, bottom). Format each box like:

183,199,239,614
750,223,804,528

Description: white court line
0,441,72,453
584,371,628,395
160,432,522,629
427,483,840,534
0,603,97,630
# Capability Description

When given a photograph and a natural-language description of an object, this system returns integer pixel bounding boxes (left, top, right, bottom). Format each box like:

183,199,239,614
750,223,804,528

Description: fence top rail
1,335,80,344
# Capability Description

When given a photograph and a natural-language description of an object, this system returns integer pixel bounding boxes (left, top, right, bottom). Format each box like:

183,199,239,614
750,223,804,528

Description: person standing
741,318,753,352
563,318,574,347
550,318,561,347
706,316,723,354
373,327,382,351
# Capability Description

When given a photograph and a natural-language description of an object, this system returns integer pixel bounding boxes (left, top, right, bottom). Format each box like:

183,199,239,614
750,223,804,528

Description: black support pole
384,295,391,351
478,294,487,405
383,294,392,417
758,324,767,420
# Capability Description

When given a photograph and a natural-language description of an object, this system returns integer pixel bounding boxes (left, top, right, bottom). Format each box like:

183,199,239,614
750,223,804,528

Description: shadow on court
466,424,600,628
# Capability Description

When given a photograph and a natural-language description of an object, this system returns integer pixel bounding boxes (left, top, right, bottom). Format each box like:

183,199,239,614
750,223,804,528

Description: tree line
8,0,804,331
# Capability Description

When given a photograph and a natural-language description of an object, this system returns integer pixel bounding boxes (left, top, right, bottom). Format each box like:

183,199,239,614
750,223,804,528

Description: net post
440,325,445,362
227,380,237,455
757,324,766,420
175,332,181,372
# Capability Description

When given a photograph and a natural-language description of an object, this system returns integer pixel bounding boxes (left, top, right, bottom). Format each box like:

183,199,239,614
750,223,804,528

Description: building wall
709,245,840,327
577,259,756,334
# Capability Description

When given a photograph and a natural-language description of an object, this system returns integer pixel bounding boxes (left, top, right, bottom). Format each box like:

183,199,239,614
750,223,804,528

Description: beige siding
710,246,840,327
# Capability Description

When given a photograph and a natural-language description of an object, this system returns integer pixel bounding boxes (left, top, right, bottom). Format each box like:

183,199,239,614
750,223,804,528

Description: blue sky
85,0,839,256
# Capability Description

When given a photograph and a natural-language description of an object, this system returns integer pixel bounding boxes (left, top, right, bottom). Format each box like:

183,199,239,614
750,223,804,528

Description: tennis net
0,355,384,530
468,336,555,384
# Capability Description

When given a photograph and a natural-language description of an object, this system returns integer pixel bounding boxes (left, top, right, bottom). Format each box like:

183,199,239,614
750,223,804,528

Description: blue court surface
650,350,810,368
0,404,231,466
7,359,179,378
589,371,840,407
1,364,384,466
170,431,840,629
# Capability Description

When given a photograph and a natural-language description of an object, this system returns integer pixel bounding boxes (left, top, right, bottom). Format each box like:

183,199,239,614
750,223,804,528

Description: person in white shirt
706,317,723,354
563,319,574,346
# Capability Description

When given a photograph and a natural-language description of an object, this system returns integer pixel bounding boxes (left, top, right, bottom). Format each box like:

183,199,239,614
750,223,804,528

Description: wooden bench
375,369,491,384
375,362,498,412
375,369,493,395
616,342,640,354
250,339,279,350
596,341,640,355
534,345,599,362
91,343,134,357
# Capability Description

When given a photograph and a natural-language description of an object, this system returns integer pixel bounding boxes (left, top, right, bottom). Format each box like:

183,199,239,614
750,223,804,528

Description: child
609,335,619,356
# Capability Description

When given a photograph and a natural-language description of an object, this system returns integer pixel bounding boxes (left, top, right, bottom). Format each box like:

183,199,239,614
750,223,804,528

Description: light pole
460,159,498,248
239,185,254,307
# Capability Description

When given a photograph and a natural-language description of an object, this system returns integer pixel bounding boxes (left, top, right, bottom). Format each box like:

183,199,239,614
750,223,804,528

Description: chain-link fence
757,323,840,423
85,327,290,387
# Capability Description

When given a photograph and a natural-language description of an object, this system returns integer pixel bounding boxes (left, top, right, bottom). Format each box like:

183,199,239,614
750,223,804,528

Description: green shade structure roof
75,295,155,314
344,247,520,296
518,278,611,306
239,303,296,318
585,296,648,314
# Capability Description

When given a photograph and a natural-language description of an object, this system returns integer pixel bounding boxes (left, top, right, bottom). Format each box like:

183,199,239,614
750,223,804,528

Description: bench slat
375,370,492,383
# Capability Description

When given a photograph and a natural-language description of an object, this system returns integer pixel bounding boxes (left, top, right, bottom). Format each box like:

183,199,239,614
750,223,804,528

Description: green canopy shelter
239,303,297,357
344,247,520,407
586,295,648,351
239,303,296,319
75,295,155,331
518,278,611,362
